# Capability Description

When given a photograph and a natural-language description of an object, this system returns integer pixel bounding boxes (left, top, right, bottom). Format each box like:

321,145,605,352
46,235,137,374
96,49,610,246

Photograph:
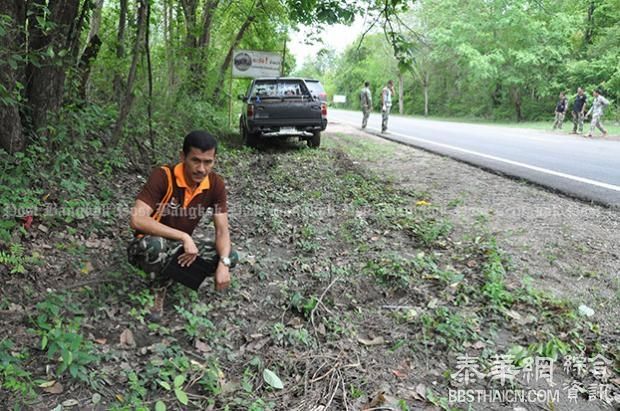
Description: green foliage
174,303,216,340
0,243,40,274
421,307,479,350
0,339,36,401
323,0,620,121
30,294,98,382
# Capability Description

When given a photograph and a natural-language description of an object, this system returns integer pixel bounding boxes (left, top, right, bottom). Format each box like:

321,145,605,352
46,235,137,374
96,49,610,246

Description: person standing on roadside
381,79,395,133
586,89,610,138
360,81,372,129
552,92,567,130
571,87,587,134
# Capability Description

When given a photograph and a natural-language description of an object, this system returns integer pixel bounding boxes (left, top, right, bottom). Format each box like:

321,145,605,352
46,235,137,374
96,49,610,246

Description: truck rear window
251,80,311,99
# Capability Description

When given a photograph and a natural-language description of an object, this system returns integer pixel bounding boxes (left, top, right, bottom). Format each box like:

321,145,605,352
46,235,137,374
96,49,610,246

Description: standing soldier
360,81,372,129
586,89,610,138
381,79,395,133
571,87,587,134
552,92,568,130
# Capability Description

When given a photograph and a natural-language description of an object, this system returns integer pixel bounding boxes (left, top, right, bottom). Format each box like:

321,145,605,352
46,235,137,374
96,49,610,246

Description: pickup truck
238,78,327,148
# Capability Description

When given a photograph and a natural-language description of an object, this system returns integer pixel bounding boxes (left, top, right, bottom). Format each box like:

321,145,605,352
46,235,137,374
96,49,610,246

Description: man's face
181,147,216,185
593,90,599,97
578,88,583,95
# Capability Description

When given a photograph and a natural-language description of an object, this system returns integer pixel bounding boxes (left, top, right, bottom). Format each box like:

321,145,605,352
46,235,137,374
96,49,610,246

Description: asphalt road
329,109,620,208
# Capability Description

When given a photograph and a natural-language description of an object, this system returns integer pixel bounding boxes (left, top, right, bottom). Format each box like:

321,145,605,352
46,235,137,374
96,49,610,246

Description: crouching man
128,130,237,320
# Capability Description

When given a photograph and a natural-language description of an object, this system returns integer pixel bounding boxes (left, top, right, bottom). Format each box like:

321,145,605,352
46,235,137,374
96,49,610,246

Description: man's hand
178,235,198,267
214,263,230,291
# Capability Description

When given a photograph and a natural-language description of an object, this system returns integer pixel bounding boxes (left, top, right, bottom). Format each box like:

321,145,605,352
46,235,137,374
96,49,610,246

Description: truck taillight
321,103,327,116
247,104,254,118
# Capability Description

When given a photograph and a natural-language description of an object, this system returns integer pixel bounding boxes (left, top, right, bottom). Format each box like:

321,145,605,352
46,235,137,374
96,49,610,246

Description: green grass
335,108,620,136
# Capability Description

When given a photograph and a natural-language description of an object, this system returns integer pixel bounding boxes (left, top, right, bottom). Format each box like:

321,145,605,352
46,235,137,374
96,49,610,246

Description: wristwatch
220,256,231,267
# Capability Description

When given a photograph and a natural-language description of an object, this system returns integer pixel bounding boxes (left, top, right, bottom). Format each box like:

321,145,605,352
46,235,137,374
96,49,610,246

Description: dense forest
296,0,620,121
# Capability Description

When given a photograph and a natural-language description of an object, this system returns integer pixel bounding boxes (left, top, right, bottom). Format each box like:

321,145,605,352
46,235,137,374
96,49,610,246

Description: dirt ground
1,124,619,411
326,122,620,337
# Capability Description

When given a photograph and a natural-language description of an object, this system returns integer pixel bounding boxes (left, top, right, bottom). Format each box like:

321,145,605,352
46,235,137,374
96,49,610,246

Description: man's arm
130,199,198,266
213,212,232,291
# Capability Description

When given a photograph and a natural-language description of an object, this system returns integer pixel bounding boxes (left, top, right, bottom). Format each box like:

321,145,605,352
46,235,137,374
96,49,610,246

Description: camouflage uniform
381,86,393,133
360,87,372,129
587,95,610,137
127,235,237,287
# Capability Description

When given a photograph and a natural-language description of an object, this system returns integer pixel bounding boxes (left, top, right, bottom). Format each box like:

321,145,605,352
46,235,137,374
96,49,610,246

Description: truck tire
242,125,259,148
308,131,321,148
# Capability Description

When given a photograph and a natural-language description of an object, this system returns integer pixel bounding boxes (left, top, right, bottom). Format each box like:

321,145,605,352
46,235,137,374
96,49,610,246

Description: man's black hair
183,130,218,155
595,88,602,94
364,81,369,87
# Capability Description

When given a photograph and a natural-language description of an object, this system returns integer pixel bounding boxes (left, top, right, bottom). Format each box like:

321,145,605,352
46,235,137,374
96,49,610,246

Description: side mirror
238,94,247,101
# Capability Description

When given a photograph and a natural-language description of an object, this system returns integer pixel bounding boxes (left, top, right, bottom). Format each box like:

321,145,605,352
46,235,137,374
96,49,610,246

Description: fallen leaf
23,215,33,230
94,338,107,345
466,259,478,268
61,399,79,407
92,393,101,404
358,336,385,346
194,339,210,352
38,380,56,388
85,238,101,248
43,381,64,394
365,391,386,408
317,323,326,335
427,298,438,309
263,368,284,389
392,369,407,379
505,310,522,321
416,200,431,206
119,329,136,348
415,383,427,400
81,261,94,274
37,224,49,233
8,303,23,312
286,317,303,328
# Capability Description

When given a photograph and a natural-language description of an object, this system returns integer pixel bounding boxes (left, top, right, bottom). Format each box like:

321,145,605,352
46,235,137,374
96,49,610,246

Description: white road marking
336,119,620,193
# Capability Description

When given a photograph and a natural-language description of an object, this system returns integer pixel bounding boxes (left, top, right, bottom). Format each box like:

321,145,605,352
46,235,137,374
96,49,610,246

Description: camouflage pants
127,236,234,286
589,114,607,135
381,106,391,132
362,106,370,129
553,112,565,129
572,111,584,133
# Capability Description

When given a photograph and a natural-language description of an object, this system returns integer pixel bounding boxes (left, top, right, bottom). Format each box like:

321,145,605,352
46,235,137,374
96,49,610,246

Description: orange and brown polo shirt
136,163,227,235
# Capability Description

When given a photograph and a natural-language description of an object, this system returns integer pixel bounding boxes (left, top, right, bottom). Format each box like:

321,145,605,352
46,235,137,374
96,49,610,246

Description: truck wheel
308,131,321,148
243,127,259,148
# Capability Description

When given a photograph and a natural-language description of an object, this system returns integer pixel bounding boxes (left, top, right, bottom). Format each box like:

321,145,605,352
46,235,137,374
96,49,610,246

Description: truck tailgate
254,99,322,123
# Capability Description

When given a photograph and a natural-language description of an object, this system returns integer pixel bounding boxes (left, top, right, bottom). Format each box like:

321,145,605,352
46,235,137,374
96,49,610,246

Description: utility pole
281,39,286,76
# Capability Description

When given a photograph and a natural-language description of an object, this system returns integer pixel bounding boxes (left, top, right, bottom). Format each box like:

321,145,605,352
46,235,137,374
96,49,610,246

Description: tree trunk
75,0,104,100
113,0,128,99
110,0,147,146
0,1,26,153
25,0,82,140
145,0,155,149
512,87,523,122
398,72,404,114
83,0,104,55
211,8,258,102
584,1,595,45
423,72,429,117
181,0,220,93
77,35,102,100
